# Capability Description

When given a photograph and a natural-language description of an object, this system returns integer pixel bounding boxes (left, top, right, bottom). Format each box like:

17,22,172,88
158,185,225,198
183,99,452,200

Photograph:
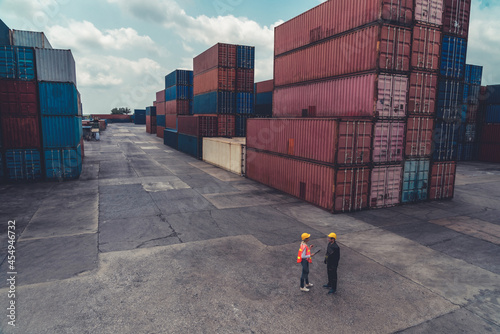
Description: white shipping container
35,48,77,86
202,137,246,175
10,30,52,49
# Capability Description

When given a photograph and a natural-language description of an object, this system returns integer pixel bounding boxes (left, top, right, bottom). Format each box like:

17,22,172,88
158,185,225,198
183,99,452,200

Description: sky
0,0,498,115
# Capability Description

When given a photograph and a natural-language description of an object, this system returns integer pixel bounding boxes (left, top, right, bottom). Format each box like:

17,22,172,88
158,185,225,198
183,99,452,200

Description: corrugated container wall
41,116,82,148
10,30,52,48
35,48,77,85
193,43,237,75
0,19,9,45
5,149,43,181
165,70,193,88
134,109,146,125
408,72,438,115
203,138,246,175
372,121,405,163
178,133,202,159
0,79,38,116
38,82,79,116
0,46,35,80
255,80,273,94
44,145,82,180
443,0,471,38
414,0,444,26
370,165,403,208
405,116,434,158
440,35,467,79
429,162,456,200
411,25,441,72
402,159,430,203
1,116,41,149
164,129,178,149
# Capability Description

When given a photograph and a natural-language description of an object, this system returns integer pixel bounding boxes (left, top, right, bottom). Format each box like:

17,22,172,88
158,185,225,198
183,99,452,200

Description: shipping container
0,19,9,46
255,80,273,94
465,64,483,85
35,48,76,85
178,115,218,137
237,45,255,69
485,105,500,124
165,69,193,88
273,73,407,118
165,99,191,115
178,133,202,159
433,120,459,161
165,114,177,130
463,84,480,105
370,165,402,208
236,68,254,92
255,104,272,117
236,115,248,137
41,116,82,148
256,92,273,105
464,123,476,142
0,115,42,148
193,91,235,114
156,114,166,127
218,114,236,137
402,159,430,203
156,90,166,103
406,116,434,158
146,106,157,116
436,79,464,121
0,46,35,80
440,35,467,79
193,67,236,95
274,0,413,57
484,85,500,105
165,85,193,101
157,125,165,139
0,79,38,115
480,124,500,143
44,145,82,180
408,71,438,115
414,0,443,26
38,82,79,116
465,104,478,123
478,143,500,163
274,24,412,87
134,109,146,125
193,43,237,75
443,0,470,38
236,92,254,114
411,25,441,72
5,149,42,181
164,129,178,149
155,101,166,116
203,137,246,175
429,161,456,200
10,30,52,48
145,115,157,134
372,121,405,163
457,142,476,161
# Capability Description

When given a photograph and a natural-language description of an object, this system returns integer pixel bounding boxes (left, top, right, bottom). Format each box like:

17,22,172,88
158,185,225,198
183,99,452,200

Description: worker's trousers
300,260,309,288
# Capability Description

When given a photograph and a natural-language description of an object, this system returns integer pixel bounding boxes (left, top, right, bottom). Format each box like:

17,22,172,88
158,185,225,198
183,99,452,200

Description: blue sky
0,0,497,114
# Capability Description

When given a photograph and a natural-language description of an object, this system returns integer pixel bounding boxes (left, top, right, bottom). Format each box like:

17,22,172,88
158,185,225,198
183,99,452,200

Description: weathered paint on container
273,73,407,118
486,105,500,124
402,159,430,202
165,114,177,130
440,35,467,79
0,79,38,116
478,143,500,163
193,68,236,95
38,82,79,116
465,64,482,85
165,100,191,115
44,145,82,180
274,0,413,57
372,121,405,163
255,80,273,94
411,25,441,72
10,30,52,49
41,116,82,148
193,43,237,75
370,165,402,208
406,116,434,158
193,91,235,114
429,161,456,200
203,137,246,175
164,129,178,149
437,79,463,121
433,120,459,161
274,24,412,87
5,149,42,181
414,0,444,26
1,115,42,148
443,0,470,38
408,72,438,115
35,48,76,85
178,133,202,159
236,68,254,92
178,115,218,137
0,46,35,80
165,70,193,88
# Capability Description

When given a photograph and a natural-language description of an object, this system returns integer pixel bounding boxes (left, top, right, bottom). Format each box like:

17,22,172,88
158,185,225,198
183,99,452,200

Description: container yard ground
0,123,499,334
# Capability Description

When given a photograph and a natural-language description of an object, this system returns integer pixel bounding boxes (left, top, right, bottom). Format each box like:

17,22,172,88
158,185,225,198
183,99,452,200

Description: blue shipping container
237,45,255,69
134,109,146,125
157,115,166,127
0,46,35,80
44,145,82,180
465,64,483,85
165,70,193,89
193,91,235,114
164,129,178,149
38,82,79,116
440,35,467,79
236,115,248,137
433,121,460,161
463,84,480,105
5,149,42,181
0,19,9,46
486,104,500,123
457,143,476,161
255,104,272,116
165,85,193,101
178,133,202,159
256,92,273,105
437,79,464,121
146,106,156,116
41,116,82,148
236,93,254,114
402,159,430,203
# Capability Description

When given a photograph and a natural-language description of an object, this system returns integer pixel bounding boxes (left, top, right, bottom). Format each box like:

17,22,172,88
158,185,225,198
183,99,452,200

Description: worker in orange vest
297,233,316,292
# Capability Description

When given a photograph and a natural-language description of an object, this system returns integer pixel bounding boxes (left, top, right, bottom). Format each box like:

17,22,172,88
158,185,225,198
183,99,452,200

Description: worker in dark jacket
323,232,340,294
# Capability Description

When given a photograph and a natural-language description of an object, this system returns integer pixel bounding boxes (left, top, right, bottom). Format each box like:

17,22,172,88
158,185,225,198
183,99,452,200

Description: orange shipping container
194,68,236,95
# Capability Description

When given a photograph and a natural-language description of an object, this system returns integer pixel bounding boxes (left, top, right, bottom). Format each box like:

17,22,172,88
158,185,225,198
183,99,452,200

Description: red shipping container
193,43,237,75
165,100,190,115
411,25,441,72
194,68,236,95
218,114,235,137
165,114,177,130
429,161,456,200
466,104,478,123
480,124,500,143
408,71,438,115
0,80,38,116
443,0,470,38
178,115,218,137
156,102,166,116
372,121,405,163
370,165,403,208
157,126,165,139
255,80,273,94
246,149,370,213
414,0,444,26
273,73,407,118
406,116,434,158
145,115,156,134
246,118,373,165
146,115,151,133
236,69,254,92
274,0,413,57
274,24,412,87
90,114,132,121
478,143,500,163
0,115,41,148
156,90,166,103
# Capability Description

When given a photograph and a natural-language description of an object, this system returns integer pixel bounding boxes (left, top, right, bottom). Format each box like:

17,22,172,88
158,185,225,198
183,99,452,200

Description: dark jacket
325,241,340,267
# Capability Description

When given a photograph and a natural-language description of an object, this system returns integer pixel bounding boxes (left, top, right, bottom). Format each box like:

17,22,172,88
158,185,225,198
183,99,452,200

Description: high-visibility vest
297,243,312,263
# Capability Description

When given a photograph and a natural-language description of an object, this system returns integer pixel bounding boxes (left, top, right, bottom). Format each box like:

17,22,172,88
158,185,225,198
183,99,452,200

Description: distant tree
111,107,131,115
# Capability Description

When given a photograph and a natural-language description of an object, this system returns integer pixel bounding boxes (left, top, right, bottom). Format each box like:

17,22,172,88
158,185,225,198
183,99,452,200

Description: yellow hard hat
328,233,337,239
301,233,311,240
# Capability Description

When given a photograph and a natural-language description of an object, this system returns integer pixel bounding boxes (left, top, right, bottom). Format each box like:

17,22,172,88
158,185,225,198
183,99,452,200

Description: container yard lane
0,123,499,334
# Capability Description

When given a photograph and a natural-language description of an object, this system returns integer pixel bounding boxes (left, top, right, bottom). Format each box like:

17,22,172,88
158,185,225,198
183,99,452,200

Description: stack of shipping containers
478,85,500,163
145,105,156,135
254,80,273,117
